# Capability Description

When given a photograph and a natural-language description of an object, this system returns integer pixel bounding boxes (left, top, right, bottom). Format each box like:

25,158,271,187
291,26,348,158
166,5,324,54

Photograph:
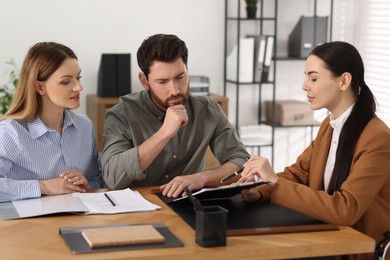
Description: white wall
0,0,226,113
0,0,357,172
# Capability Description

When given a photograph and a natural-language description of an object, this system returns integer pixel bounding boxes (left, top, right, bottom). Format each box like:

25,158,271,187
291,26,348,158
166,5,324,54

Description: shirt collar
63,109,76,128
329,103,354,130
27,109,76,139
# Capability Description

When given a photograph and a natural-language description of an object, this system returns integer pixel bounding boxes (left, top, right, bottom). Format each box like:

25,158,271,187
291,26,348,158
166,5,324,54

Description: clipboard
158,181,268,204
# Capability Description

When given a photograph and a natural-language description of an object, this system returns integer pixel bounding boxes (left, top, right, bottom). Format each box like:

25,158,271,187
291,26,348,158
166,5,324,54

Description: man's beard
149,88,189,111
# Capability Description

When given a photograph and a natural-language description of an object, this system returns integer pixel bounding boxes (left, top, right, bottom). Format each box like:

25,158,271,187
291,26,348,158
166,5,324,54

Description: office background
0,0,388,172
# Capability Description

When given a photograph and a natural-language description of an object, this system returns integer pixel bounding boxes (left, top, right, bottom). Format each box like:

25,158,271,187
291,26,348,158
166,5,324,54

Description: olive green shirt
101,90,249,189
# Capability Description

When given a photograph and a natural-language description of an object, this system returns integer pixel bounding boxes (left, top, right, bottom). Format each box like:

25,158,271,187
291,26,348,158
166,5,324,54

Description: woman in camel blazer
240,41,390,260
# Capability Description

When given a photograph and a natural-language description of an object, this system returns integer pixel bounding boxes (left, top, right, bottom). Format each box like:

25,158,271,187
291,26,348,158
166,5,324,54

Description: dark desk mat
157,194,338,235
59,222,183,254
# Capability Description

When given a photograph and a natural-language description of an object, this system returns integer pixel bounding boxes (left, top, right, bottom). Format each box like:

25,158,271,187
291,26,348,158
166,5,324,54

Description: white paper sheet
12,193,88,218
74,189,160,214
11,188,160,219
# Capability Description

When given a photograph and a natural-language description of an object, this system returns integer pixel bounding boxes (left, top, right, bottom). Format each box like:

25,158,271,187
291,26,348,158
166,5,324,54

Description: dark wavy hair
310,41,376,195
136,34,188,78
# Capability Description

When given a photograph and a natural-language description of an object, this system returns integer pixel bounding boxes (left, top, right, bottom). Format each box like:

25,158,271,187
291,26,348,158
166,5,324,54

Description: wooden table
0,187,375,259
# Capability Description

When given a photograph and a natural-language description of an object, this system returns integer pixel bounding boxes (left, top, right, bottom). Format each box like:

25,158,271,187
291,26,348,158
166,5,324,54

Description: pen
185,187,204,211
220,168,244,183
104,193,116,206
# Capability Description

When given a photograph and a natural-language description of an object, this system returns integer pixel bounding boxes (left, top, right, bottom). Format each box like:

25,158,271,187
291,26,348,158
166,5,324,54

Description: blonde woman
0,42,103,202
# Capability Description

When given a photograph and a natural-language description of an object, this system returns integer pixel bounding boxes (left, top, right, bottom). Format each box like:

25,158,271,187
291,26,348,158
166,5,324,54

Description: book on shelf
227,37,255,83
247,35,267,83
288,16,328,58
245,34,274,83
261,35,275,83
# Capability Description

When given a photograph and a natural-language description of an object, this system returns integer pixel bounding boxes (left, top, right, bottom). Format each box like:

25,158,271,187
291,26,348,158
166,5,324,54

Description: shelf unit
223,0,333,165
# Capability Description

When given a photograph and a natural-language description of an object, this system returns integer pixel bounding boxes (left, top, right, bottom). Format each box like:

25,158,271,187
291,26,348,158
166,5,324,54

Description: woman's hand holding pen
239,155,279,187
238,155,278,202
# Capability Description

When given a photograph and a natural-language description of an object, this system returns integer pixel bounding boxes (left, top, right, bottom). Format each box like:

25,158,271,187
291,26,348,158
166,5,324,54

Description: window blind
358,0,390,126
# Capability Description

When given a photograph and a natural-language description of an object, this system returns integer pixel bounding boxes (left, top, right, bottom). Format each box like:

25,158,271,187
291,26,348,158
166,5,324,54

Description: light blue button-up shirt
0,110,104,202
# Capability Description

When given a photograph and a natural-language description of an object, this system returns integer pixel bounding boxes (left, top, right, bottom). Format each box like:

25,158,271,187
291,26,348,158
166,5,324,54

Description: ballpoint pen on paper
220,168,244,183
104,193,116,206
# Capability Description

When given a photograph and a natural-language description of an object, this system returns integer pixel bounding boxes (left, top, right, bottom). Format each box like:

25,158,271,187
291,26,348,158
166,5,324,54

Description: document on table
74,189,160,214
10,193,88,218
0,188,160,220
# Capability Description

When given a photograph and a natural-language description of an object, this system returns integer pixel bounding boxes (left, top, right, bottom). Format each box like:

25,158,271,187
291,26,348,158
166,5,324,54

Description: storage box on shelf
265,100,319,126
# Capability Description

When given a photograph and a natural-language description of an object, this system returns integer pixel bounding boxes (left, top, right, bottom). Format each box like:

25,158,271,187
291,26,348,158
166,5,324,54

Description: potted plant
245,0,258,19
0,59,18,115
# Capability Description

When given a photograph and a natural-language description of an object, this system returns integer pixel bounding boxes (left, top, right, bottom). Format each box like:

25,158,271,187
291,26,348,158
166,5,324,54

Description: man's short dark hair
137,34,188,77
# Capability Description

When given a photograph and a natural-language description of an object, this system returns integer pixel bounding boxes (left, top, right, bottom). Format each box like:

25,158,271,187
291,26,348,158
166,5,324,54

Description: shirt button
165,175,169,178
173,155,177,159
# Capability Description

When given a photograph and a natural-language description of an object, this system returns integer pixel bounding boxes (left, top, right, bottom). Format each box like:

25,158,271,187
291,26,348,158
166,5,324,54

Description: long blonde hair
0,42,77,122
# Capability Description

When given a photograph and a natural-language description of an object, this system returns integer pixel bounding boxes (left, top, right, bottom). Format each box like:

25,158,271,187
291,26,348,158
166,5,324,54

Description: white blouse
323,104,354,191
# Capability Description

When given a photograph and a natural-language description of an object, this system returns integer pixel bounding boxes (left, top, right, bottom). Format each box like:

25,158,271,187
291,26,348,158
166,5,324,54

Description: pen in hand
220,168,244,183
104,193,116,206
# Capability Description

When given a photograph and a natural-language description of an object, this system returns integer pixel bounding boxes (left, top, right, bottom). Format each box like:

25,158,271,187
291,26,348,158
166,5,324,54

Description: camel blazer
259,115,390,256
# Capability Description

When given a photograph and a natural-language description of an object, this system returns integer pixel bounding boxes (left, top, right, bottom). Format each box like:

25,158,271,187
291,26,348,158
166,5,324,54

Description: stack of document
1,188,160,220
189,75,209,96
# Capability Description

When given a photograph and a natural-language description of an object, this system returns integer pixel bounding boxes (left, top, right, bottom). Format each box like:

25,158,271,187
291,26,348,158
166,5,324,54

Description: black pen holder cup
195,205,228,247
